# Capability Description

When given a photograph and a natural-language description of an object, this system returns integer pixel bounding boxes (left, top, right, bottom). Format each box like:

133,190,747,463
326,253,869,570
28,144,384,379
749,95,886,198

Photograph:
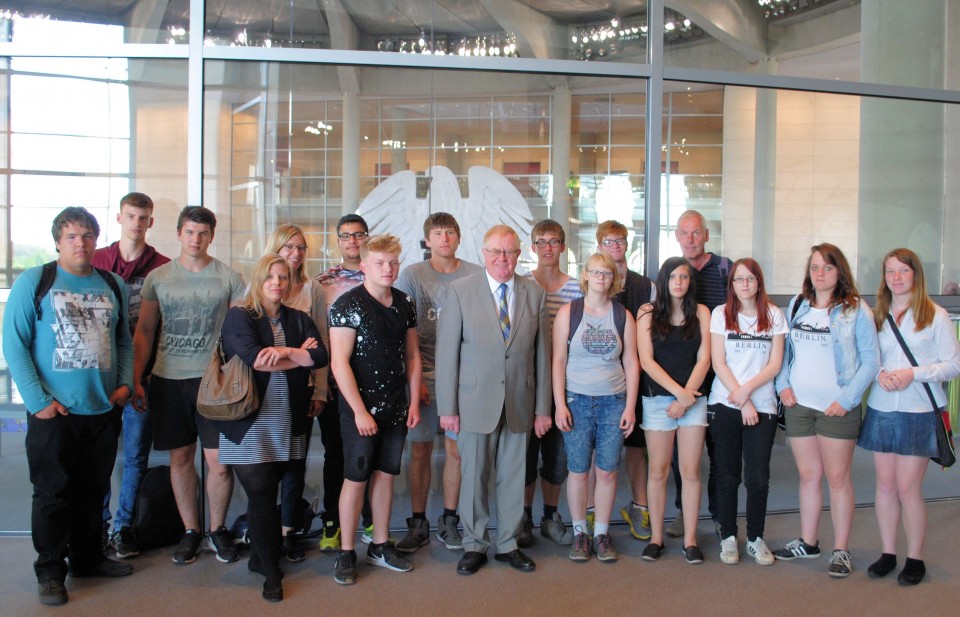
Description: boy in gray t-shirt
393,213,481,554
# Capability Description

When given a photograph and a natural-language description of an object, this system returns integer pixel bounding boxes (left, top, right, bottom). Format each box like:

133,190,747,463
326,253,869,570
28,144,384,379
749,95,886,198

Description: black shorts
150,376,220,451
340,410,408,482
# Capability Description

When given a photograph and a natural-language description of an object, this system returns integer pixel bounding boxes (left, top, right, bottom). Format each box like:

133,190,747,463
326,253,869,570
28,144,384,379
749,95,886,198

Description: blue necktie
497,283,511,342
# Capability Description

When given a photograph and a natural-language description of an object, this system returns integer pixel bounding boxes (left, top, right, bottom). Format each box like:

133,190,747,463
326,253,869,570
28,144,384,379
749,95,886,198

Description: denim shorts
857,406,938,458
640,395,708,432
561,391,627,473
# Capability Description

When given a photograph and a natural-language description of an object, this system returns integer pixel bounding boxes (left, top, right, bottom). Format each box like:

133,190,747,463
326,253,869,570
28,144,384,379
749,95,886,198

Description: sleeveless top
642,324,701,397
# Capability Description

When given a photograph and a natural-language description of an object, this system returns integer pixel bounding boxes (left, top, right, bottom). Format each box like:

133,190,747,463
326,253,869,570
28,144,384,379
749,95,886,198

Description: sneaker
333,550,358,585
684,545,704,564
585,510,595,536
112,526,140,559
720,535,740,565
206,526,240,563
38,579,67,606
361,524,374,544
828,549,852,578
641,543,664,562
436,514,464,551
665,512,684,538
101,521,111,555
366,542,413,572
569,532,591,562
283,535,306,562
396,517,430,553
319,520,341,552
773,538,821,560
619,503,652,540
591,534,618,562
746,537,774,566
540,512,574,545
516,511,534,548
173,530,203,565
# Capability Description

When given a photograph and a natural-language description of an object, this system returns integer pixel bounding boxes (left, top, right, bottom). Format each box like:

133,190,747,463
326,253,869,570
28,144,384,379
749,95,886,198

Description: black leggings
234,461,292,577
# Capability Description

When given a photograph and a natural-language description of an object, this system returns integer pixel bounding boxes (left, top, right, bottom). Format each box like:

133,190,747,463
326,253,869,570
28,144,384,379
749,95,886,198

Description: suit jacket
436,270,552,434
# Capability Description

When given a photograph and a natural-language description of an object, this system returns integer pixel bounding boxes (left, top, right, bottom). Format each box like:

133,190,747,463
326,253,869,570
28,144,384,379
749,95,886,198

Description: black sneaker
773,538,821,560
641,543,664,562
366,542,413,572
206,526,240,563
334,550,358,585
101,521,111,555
283,535,305,562
69,557,133,578
395,517,430,553
38,579,67,606
684,545,704,565
173,529,203,565
112,526,141,559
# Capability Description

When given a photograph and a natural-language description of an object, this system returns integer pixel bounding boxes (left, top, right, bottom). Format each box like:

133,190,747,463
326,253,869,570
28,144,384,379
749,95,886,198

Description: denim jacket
775,295,879,411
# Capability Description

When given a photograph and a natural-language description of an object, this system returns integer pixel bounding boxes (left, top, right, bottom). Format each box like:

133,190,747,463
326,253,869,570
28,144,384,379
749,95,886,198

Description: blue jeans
561,391,627,473
103,401,153,530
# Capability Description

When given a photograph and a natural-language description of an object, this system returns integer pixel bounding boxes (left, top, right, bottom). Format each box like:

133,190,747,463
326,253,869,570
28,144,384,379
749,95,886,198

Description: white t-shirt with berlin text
708,304,788,415
788,306,842,411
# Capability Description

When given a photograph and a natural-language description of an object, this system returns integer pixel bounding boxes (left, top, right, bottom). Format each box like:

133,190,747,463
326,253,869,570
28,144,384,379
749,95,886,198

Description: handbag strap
885,313,940,412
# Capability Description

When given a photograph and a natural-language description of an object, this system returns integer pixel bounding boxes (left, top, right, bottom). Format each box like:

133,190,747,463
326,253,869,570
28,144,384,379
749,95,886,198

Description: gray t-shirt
141,258,246,379
565,305,626,396
395,259,482,381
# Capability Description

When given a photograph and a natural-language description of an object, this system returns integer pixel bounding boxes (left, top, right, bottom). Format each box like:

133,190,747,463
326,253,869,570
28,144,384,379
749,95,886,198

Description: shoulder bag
196,338,260,421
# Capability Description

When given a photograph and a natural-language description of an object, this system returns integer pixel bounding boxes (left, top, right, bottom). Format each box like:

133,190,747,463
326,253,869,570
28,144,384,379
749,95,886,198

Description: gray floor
2,425,959,535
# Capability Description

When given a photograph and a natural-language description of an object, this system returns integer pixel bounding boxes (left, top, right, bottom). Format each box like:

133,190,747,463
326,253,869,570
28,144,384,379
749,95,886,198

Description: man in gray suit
437,224,552,575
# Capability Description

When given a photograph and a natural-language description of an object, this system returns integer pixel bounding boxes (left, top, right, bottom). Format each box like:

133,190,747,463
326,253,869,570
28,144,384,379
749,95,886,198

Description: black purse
886,314,956,469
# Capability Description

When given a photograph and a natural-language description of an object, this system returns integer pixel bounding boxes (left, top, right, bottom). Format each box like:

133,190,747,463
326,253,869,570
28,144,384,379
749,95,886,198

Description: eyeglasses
282,243,307,252
337,231,368,241
483,248,521,259
600,238,627,247
533,239,562,248
587,270,614,280
732,276,757,284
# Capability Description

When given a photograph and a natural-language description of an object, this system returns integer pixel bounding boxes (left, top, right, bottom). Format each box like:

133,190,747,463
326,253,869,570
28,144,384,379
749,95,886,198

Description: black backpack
33,260,125,339
131,466,185,550
567,297,627,345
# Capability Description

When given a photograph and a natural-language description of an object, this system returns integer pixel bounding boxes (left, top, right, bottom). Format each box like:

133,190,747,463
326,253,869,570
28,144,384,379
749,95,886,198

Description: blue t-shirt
3,264,133,414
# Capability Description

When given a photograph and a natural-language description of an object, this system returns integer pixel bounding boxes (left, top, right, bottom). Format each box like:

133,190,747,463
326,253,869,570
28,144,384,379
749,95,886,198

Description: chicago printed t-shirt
141,258,246,380
708,305,788,414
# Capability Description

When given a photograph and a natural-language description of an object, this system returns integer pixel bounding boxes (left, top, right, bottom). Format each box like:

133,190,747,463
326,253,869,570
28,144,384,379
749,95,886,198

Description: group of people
5,198,959,607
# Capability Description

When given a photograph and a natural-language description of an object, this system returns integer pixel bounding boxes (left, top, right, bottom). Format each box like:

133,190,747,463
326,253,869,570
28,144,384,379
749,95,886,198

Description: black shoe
868,553,897,579
283,535,305,562
516,512,534,548
494,549,536,572
38,579,67,606
69,557,133,578
112,526,141,559
684,545,704,565
457,551,488,575
206,526,240,563
262,576,283,602
641,543,664,562
173,530,203,565
898,558,926,586
334,550,358,585
248,556,284,579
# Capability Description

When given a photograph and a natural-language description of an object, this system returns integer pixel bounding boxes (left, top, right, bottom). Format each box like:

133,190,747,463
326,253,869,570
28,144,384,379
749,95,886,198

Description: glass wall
1,0,959,533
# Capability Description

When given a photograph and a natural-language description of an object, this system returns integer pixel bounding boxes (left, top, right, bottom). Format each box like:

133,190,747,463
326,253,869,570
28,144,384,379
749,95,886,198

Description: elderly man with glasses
437,224,552,576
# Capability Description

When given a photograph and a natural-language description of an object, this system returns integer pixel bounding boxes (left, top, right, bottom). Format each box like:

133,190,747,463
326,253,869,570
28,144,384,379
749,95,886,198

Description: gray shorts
784,402,861,440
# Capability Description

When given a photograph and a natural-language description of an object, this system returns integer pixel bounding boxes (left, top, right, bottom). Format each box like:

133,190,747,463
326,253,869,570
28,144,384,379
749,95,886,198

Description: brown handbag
196,339,260,421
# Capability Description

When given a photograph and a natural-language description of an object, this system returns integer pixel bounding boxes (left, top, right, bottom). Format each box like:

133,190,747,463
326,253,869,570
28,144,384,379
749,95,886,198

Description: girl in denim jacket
772,243,879,578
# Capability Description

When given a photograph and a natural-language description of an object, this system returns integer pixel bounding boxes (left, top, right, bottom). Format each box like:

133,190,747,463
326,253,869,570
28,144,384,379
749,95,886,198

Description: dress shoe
494,549,536,572
457,551,488,575
69,557,133,578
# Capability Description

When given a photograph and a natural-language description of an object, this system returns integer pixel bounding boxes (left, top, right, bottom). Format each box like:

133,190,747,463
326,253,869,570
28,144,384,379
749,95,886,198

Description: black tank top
642,324,701,397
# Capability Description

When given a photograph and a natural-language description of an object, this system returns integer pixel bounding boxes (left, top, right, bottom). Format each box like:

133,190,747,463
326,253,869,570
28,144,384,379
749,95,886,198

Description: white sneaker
746,537,774,566
720,535,739,565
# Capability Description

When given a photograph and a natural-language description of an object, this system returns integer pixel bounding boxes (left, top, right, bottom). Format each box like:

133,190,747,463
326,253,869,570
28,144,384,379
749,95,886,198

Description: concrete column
858,0,949,291
341,92,360,215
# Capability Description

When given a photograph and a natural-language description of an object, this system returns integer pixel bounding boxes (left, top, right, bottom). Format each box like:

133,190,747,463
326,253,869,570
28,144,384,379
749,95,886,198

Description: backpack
775,296,804,430
568,297,627,346
131,466,185,549
33,260,125,339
